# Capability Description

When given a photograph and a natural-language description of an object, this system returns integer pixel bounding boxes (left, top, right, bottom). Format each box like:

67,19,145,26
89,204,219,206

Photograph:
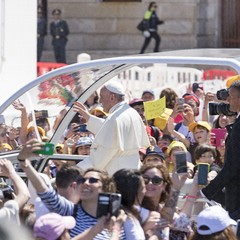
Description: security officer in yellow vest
50,9,69,63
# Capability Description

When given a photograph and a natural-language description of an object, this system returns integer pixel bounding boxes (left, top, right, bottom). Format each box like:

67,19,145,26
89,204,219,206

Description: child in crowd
167,119,212,164
165,140,193,174
194,143,221,179
142,145,165,166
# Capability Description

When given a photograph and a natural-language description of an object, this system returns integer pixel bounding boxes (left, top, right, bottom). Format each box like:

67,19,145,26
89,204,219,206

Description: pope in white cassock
73,81,150,175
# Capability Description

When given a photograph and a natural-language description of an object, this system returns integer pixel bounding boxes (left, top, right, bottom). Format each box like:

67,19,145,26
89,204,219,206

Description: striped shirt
38,188,126,239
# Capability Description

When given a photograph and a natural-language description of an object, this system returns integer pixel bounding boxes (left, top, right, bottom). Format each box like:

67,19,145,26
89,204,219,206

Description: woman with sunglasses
140,163,196,239
17,139,127,240
113,168,169,239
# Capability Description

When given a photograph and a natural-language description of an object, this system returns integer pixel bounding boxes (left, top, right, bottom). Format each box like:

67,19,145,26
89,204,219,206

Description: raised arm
167,117,190,148
17,139,49,193
73,102,90,122
0,158,30,208
12,100,29,145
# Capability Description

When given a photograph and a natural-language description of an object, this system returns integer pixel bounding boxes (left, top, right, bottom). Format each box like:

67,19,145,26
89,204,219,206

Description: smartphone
73,124,88,133
96,193,121,218
211,128,227,147
198,163,210,185
79,124,88,132
34,142,55,155
175,151,187,174
176,98,184,109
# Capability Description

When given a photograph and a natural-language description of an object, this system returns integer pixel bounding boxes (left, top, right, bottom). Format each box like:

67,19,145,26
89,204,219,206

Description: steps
40,49,155,64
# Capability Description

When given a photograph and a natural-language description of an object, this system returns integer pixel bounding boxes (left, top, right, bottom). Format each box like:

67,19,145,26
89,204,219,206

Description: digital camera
208,102,237,116
96,193,121,218
216,89,229,101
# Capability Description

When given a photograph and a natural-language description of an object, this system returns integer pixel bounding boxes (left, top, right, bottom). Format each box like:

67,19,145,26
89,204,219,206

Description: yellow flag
143,96,166,120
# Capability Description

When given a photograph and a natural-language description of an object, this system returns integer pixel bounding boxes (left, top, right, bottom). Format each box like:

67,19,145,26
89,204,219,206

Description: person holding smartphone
201,81,240,220
194,144,221,179
17,139,128,239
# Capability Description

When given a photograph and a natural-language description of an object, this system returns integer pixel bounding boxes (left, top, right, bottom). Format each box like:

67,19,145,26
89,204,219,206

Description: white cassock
86,101,150,175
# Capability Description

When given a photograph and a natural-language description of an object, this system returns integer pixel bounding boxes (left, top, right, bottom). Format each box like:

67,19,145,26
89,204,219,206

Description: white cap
197,205,236,235
104,81,125,96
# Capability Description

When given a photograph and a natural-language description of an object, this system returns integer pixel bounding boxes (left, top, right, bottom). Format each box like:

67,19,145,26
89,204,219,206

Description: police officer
37,6,47,62
50,9,69,63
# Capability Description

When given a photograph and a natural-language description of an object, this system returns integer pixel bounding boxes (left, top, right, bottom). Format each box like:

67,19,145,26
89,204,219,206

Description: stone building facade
40,0,221,63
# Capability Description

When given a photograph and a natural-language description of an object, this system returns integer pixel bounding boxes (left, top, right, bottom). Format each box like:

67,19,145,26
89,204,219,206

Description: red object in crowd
203,69,236,80
37,62,67,76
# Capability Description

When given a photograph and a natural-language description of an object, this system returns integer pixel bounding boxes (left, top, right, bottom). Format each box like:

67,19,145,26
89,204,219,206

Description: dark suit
202,116,240,219
37,17,47,62
50,20,69,63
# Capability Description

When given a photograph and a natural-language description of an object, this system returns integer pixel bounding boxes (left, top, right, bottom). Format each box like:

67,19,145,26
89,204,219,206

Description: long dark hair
140,163,172,211
113,169,142,220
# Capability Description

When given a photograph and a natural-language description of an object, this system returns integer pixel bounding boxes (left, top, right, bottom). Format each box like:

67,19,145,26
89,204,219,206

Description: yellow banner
143,96,166,120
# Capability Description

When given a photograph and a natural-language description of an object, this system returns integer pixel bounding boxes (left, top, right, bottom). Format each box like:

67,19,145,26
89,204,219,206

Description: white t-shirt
0,200,20,225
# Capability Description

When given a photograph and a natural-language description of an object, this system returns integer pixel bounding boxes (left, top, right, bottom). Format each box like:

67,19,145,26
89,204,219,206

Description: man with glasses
201,81,240,220
50,8,69,63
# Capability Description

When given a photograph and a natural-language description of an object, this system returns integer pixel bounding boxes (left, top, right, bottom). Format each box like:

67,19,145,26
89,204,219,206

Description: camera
209,102,237,116
34,142,55,155
35,110,48,119
0,180,14,200
96,193,121,218
176,98,184,110
216,89,229,100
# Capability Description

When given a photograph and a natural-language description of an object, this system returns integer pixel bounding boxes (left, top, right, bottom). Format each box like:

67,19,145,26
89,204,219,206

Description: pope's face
99,87,112,113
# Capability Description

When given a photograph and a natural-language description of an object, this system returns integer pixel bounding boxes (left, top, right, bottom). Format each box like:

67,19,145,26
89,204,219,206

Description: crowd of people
0,75,240,240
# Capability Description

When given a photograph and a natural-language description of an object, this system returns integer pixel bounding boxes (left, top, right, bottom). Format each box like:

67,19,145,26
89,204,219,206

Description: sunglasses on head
143,176,164,185
77,177,100,184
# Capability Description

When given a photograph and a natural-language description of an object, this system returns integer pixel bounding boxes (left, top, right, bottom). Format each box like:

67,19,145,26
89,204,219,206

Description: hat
33,213,76,240
144,145,165,159
188,121,211,132
90,107,108,117
197,205,236,235
139,147,146,155
166,141,187,155
104,81,125,96
52,8,61,15
75,137,93,148
192,82,204,92
142,90,155,97
27,126,45,137
154,108,173,130
0,143,12,151
182,93,200,107
225,75,240,88
129,98,143,107
55,144,64,150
